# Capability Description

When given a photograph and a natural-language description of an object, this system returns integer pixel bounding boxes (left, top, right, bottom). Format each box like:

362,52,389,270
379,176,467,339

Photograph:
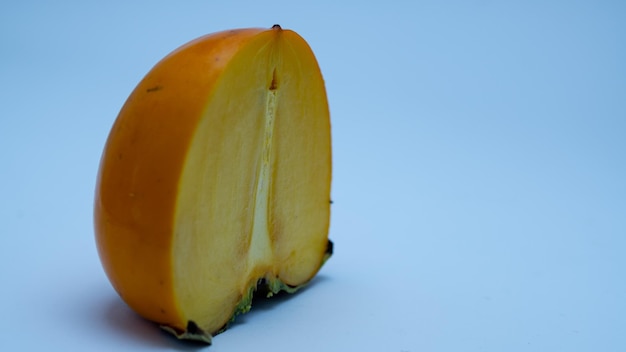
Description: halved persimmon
94,25,332,343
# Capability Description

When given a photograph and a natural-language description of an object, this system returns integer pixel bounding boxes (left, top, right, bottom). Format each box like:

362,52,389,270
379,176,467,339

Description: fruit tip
272,24,282,30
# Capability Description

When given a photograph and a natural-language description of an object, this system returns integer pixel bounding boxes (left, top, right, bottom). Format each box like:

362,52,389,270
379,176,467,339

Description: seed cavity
246,68,279,272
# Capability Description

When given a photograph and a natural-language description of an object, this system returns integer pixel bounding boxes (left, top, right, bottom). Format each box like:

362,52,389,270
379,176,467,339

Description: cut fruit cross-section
94,25,333,344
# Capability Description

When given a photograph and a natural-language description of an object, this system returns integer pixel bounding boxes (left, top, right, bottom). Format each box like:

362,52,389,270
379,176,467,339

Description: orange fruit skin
94,28,272,329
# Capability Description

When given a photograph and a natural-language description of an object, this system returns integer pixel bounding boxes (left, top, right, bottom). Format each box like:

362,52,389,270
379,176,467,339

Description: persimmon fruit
94,25,332,344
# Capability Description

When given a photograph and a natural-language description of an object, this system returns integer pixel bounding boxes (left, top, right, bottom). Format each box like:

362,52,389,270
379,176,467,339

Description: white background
1,1,625,351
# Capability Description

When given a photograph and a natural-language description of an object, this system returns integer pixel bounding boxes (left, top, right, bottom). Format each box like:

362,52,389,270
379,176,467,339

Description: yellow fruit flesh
172,30,331,334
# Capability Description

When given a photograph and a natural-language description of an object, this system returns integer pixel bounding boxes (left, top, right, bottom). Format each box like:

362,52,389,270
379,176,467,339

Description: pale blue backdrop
1,1,625,351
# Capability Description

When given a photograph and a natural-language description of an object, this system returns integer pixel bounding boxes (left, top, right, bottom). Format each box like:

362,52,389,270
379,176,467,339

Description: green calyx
161,239,333,345
160,320,213,345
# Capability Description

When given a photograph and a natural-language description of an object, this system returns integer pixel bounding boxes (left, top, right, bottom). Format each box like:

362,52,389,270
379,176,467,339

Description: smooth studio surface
1,1,625,351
